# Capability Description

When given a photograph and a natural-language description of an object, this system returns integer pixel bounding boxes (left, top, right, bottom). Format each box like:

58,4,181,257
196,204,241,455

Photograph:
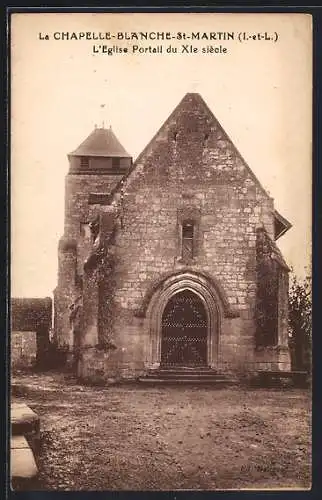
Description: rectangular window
88,193,109,205
182,221,194,260
80,157,89,169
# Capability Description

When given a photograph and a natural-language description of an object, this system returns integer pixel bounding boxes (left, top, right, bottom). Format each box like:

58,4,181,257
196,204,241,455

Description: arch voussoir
144,271,231,369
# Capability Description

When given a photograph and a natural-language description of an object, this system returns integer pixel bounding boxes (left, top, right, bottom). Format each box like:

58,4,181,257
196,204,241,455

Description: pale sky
11,13,312,297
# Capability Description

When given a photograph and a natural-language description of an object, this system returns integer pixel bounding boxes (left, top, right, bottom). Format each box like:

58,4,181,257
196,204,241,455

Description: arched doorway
160,289,208,367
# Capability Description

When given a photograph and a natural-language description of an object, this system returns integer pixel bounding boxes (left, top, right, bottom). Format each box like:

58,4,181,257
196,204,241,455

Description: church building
54,93,292,383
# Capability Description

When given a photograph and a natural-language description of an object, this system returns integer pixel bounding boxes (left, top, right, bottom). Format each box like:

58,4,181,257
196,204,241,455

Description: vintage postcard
10,12,312,491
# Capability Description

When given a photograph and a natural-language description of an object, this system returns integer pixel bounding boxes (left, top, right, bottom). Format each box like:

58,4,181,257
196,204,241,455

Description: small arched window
182,220,194,259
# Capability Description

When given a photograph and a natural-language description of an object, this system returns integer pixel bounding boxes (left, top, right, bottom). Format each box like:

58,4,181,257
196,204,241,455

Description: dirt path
11,373,311,491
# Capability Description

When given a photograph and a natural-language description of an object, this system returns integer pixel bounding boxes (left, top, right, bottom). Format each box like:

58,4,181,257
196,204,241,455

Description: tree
288,272,312,373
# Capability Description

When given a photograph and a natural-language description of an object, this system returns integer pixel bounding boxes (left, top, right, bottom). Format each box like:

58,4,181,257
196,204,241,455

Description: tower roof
69,126,131,158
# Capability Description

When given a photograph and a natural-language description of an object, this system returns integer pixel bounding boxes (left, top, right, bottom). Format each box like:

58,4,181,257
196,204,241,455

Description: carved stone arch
135,268,239,319
144,271,234,370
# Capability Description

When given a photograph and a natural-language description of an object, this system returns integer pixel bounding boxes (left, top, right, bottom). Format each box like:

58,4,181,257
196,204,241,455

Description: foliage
288,272,312,372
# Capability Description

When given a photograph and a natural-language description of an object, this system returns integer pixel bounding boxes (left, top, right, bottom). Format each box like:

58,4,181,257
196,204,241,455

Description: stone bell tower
54,125,132,350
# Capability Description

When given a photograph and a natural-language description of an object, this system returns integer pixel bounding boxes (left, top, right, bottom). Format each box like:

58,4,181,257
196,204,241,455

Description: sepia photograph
10,11,312,491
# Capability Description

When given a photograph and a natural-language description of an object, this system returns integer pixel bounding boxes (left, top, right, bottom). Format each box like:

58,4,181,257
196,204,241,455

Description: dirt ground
11,372,311,491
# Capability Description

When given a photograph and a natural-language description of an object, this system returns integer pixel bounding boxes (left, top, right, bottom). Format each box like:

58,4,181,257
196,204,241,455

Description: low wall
11,331,37,369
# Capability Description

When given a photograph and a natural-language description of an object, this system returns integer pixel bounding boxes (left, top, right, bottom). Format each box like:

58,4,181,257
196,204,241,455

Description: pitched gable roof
274,209,292,240
69,127,131,158
130,93,269,195
108,92,271,202
106,93,292,239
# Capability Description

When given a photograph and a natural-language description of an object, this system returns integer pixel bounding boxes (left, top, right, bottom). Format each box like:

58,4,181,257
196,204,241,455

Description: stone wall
11,297,52,368
11,331,37,369
55,173,121,347
255,228,291,371
55,94,291,381
64,174,121,237
91,93,279,379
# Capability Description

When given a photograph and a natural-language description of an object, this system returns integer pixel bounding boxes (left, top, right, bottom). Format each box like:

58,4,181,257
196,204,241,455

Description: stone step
11,402,40,438
145,372,226,379
144,367,230,377
156,368,218,374
11,435,38,480
158,366,214,370
138,377,234,385
139,370,236,385
139,366,237,385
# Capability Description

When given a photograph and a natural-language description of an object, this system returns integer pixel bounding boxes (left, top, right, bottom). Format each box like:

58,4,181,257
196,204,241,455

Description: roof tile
70,127,131,158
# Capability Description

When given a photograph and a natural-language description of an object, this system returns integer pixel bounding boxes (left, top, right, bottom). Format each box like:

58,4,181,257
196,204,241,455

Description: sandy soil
11,372,311,491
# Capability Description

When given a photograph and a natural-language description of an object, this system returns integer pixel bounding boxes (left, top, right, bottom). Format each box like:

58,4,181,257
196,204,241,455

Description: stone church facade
54,93,292,383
